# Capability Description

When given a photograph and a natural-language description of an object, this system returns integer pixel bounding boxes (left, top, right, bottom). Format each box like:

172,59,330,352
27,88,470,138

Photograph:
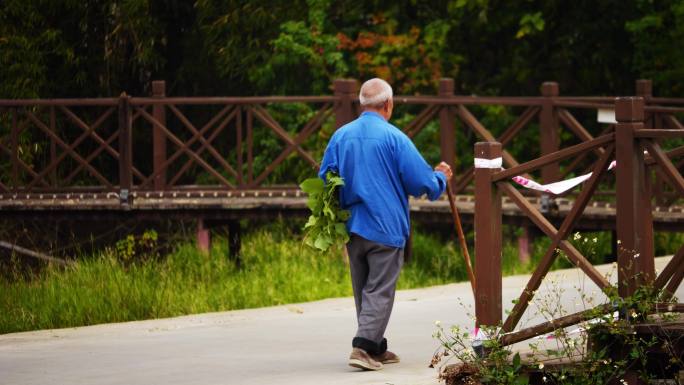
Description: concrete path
1,257,680,385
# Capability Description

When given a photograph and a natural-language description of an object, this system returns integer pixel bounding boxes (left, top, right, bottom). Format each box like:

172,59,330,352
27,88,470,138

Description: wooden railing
473,96,684,345
1,79,683,204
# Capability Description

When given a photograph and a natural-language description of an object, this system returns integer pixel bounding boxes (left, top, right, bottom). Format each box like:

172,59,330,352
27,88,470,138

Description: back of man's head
359,78,393,109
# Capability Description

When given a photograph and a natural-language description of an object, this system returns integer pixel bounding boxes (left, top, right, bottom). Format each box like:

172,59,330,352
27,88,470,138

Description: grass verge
3,223,682,334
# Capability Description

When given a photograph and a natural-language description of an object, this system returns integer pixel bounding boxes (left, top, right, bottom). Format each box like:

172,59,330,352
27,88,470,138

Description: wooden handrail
492,134,614,182
1,79,684,196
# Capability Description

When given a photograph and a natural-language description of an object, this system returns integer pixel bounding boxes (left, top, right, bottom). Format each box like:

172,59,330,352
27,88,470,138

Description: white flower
543,375,547,382
633,253,640,259
560,375,566,380
593,237,598,243
435,320,441,326
573,232,581,240
617,239,622,245
538,362,544,369
631,311,638,318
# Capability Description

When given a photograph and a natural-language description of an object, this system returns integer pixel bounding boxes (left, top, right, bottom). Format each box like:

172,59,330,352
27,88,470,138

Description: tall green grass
4,224,682,334
0,225,544,334
1,226,352,334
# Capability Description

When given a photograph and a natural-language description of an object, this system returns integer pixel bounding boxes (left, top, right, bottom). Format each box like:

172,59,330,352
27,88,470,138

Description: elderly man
319,78,452,370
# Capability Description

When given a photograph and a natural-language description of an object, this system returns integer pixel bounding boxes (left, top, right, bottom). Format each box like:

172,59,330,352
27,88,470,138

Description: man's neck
363,108,389,121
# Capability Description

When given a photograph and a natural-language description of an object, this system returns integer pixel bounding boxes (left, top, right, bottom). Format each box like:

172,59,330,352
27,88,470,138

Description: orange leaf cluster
336,24,443,94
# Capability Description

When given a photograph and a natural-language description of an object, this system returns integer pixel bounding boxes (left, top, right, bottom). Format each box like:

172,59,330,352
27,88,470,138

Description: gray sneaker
348,348,383,371
372,350,400,364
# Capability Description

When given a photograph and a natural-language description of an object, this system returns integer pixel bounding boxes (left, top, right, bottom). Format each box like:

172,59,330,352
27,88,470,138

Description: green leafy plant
113,229,159,265
432,275,682,385
299,171,350,252
433,324,529,385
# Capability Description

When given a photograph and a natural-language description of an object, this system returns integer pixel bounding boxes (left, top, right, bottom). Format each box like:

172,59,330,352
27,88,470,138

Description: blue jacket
318,111,447,248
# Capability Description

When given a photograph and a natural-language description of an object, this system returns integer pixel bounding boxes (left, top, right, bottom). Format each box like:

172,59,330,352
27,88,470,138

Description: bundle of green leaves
299,172,350,252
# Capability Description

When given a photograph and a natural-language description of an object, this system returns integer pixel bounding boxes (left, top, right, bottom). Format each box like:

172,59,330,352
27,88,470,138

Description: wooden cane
446,182,476,297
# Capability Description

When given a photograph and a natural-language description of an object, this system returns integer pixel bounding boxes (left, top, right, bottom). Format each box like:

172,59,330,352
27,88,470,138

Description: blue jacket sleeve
397,139,447,200
318,138,338,181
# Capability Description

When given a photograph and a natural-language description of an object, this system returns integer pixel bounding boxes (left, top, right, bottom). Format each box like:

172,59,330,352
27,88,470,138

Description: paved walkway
1,257,680,385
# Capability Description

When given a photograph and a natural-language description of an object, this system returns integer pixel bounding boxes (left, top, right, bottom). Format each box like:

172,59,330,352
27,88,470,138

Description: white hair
359,78,393,107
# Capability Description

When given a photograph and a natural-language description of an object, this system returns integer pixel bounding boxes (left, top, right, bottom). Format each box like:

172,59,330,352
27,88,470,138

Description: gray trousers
346,234,404,354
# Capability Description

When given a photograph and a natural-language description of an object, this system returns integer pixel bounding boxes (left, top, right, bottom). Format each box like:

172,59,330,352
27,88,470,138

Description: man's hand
434,161,453,180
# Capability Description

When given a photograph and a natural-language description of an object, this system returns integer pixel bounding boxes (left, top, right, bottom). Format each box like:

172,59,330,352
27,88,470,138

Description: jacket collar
360,111,385,121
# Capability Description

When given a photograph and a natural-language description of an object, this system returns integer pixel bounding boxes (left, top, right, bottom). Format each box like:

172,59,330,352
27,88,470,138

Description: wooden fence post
118,93,133,206
634,80,657,265
439,78,456,180
636,79,666,205
474,141,502,327
50,107,57,186
540,82,560,183
152,80,167,190
615,96,655,298
11,109,18,191
334,79,358,129
635,79,652,103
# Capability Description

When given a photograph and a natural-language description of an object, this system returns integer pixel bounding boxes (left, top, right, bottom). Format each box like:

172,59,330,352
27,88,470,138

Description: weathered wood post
539,82,560,226
152,80,167,190
118,93,133,206
615,97,655,298
197,218,211,253
439,78,456,180
334,79,358,129
539,82,560,183
474,141,502,327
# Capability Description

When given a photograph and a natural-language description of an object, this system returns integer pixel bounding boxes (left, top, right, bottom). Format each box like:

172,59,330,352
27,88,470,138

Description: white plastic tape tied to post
474,156,617,195
474,157,503,169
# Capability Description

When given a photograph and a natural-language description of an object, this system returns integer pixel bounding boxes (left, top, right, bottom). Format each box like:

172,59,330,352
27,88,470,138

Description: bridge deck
2,190,684,231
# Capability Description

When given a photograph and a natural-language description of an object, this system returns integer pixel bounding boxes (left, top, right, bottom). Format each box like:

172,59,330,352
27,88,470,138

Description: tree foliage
1,1,683,98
